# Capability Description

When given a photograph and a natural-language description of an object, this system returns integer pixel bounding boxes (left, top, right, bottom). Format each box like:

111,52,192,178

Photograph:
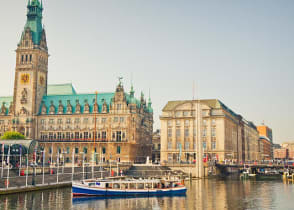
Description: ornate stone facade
0,0,153,163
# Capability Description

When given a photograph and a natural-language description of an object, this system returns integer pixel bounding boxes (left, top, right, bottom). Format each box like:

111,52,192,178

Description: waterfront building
0,0,153,163
160,99,260,163
257,124,273,159
273,148,288,160
151,130,161,163
258,136,272,160
281,142,294,160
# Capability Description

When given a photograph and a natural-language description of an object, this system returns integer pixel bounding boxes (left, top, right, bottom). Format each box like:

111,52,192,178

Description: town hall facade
0,0,153,163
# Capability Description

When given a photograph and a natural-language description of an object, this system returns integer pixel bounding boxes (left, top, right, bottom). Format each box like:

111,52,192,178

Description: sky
0,0,293,143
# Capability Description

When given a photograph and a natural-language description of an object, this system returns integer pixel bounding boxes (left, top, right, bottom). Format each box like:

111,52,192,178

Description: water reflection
0,179,293,210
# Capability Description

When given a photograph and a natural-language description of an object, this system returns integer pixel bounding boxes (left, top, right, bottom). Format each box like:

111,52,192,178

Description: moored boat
72,178,187,197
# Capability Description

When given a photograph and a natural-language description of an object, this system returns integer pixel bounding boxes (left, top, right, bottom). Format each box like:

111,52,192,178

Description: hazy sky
0,0,293,143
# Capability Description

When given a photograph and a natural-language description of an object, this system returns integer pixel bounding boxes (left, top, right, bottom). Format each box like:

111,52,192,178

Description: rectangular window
184,129,189,137
74,118,80,124
83,147,88,154
49,132,53,140
75,132,79,139
41,119,45,125
168,128,172,137
84,132,88,139
185,142,190,150
66,147,70,154
117,146,121,154
102,131,107,140
183,111,189,117
66,132,70,139
202,129,207,137
49,119,54,124
185,120,189,126
212,119,216,126
57,119,62,124
211,128,216,137
102,147,106,154
116,131,122,142
167,142,172,150
176,129,181,137
167,120,172,126
120,117,124,123
212,141,216,150
57,132,62,140
203,120,207,126
83,118,88,123
75,148,79,154
114,117,118,122
66,118,71,124
175,111,181,117
176,120,181,126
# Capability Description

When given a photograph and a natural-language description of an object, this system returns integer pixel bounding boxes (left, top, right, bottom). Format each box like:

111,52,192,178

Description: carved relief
84,100,90,113
58,100,64,114
8,102,13,115
41,103,47,115
102,100,108,113
75,100,81,114
93,99,98,113
20,74,30,85
49,101,55,114
0,103,7,115
20,88,28,104
66,100,72,114
20,107,28,115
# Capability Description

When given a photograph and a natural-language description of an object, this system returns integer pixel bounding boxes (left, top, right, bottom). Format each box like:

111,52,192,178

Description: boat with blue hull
72,178,187,197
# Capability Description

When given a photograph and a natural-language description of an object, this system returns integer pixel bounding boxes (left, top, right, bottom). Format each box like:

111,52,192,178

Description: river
0,178,293,210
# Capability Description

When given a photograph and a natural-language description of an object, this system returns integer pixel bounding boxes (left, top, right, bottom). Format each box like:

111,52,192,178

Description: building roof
47,84,77,95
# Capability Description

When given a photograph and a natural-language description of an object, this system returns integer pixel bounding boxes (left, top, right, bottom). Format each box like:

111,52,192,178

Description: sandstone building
0,0,153,163
160,100,260,163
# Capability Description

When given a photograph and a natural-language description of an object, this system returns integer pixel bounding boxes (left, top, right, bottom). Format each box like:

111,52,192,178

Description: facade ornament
102,100,108,113
75,100,81,114
8,102,13,115
93,98,98,113
20,88,28,104
84,99,90,113
0,102,7,115
66,100,72,114
41,103,47,114
58,100,64,114
20,107,27,115
49,101,55,114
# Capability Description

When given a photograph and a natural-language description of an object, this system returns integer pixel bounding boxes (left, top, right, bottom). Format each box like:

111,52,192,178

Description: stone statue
21,88,28,104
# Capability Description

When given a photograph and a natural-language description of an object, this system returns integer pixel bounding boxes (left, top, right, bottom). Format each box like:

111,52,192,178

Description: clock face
20,73,30,84
39,76,45,86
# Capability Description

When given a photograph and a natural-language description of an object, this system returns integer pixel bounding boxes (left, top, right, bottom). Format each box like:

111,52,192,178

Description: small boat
72,178,187,197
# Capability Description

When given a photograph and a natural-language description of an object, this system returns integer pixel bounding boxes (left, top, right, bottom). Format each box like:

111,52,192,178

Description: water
0,179,293,210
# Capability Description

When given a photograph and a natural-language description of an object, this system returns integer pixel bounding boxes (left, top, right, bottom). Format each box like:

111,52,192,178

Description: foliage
0,131,26,140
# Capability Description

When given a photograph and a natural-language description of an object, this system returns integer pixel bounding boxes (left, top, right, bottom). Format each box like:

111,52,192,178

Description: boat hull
72,185,187,197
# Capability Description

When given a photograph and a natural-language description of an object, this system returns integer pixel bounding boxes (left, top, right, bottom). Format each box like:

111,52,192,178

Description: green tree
1,131,25,140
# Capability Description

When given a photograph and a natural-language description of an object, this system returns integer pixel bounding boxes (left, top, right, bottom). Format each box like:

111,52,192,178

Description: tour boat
72,178,187,197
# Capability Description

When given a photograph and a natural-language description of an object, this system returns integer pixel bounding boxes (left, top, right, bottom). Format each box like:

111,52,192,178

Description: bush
1,131,26,140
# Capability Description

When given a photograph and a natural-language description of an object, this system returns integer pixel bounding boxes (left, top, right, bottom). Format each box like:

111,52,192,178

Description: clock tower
12,0,48,138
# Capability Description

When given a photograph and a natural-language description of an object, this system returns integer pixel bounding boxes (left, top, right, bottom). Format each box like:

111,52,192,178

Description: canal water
0,178,293,210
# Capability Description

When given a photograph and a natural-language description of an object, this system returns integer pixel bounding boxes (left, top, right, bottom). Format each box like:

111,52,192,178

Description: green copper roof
22,0,43,45
47,84,77,96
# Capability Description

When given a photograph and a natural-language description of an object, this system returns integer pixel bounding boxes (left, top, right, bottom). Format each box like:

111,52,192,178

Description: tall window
176,142,181,149
66,132,70,139
113,117,118,122
102,147,106,154
202,129,207,137
102,131,107,140
185,142,190,150
184,129,189,137
185,120,189,126
57,119,62,124
57,132,62,140
168,128,172,137
211,128,216,137
116,131,122,142
176,129,181,138
120,117,124,123
167,120,172,126
117,146,121,154
212,141,216,150
84,132,88,139
167,142,172,150
176,120,181,126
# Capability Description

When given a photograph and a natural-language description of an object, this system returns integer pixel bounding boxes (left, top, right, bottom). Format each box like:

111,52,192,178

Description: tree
1,131,25,140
